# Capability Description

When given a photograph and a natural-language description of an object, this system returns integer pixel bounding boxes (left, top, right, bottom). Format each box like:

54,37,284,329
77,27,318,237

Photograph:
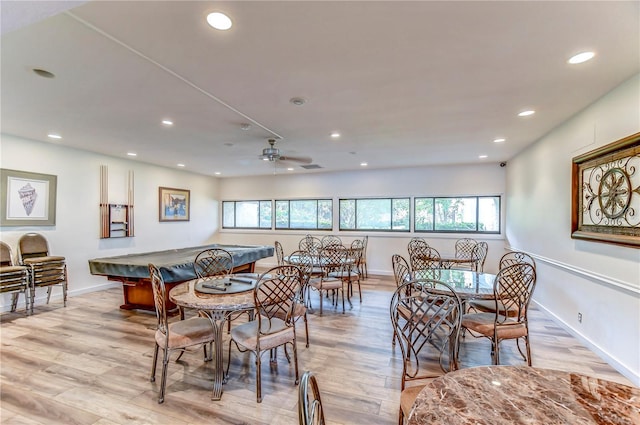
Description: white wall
506,73,640,385
216,164,507,275
0,134,220,308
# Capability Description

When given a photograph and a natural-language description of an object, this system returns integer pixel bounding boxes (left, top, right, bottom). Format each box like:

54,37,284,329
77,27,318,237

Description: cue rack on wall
100,165,134,238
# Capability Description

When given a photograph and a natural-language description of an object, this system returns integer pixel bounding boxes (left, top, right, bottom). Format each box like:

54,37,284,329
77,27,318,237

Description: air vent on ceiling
300,164,322,169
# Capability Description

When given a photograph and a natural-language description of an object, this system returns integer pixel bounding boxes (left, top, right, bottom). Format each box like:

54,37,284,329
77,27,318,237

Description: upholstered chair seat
231,317,294,352
0,241,31,315
461,313,528,339
155,317,217,349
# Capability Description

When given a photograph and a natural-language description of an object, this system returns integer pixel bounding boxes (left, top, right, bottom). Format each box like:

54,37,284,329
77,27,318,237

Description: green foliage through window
415,196,500,233
339,198,410,231
222,200,272,229
275,199,332,230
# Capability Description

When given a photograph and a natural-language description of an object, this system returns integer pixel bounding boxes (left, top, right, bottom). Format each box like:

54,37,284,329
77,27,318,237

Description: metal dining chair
148,263,216,403
390,279,463,425
226,265,302,402
461,262,537,366
298,371,326,425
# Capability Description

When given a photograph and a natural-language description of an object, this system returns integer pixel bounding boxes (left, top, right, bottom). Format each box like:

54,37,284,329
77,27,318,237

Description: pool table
88,243,274,312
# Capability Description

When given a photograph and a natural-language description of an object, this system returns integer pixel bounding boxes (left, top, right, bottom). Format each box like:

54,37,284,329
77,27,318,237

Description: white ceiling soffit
1,1,638,177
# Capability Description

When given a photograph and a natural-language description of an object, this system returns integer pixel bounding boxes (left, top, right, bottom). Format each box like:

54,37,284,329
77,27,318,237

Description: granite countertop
408,366,639,425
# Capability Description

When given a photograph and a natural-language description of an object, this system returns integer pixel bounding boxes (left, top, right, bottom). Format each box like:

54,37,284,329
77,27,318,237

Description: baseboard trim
533,300,639,386
1,282,120,313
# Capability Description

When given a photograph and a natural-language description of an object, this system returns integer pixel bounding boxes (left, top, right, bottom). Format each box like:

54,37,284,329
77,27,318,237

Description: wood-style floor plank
1,274,632,424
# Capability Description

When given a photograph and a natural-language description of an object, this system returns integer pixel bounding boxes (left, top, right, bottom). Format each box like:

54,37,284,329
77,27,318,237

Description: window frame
413,195,501,234
338,197,411,232
274,198,333,230
221,200,272,229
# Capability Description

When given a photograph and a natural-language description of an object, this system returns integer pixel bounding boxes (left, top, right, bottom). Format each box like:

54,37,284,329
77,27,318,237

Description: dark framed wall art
159,187,190,222
571,132,640,248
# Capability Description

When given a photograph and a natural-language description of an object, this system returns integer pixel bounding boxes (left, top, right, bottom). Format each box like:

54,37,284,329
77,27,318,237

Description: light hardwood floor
0,274,632,425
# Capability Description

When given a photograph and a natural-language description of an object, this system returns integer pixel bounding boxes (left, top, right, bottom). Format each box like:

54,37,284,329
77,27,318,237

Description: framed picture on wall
159,187,190,222
571,132,640,248
0,168,57,226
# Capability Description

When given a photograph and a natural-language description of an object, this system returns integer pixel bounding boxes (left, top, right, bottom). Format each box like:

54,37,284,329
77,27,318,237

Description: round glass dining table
411,268,496,300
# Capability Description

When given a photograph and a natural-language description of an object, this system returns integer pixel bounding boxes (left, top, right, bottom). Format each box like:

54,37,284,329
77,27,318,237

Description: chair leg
150,343,159,382
303,314,310,348
524,335,532,366
62,271,68,307
398,407,404,425
203,342,213,362
256,353,262,403
30,285,35,314
293,340,299,385
158,348,170,403
493,339,500,365
46,287,52,304
10,293,18,312
25,289,31,315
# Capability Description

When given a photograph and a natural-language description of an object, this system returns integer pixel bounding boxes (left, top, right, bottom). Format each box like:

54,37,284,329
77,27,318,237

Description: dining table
433,252,478,270
169,273,261,400
411,268,496,300
407,365,640,425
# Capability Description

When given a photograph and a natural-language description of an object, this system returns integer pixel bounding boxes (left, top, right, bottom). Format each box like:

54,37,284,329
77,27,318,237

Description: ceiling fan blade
278,155,313,164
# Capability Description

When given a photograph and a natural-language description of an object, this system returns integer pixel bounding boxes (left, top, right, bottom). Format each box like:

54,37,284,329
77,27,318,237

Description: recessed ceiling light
127,152,137,157
287,168,294,171
177,163,185,167
214,172,221,175
330,132,340,138
290,97,307,106
479,155,488,159
568,51,595,64
162,119,173,126
33,68,55,78
240,123,251,131
206,12,232,30
493,138,506,143
360,162,368,167
47,133,62,139
518,110,535,117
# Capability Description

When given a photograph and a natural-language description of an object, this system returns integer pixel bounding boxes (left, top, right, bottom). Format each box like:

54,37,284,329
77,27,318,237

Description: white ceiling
2,1,639,177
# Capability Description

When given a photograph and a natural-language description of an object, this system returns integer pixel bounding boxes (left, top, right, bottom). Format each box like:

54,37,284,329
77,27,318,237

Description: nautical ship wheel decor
597,167,632,220
572,132,640,247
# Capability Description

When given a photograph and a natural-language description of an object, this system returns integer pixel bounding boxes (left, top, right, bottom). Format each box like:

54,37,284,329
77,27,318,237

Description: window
414,196,500,233
275,199,332,230
339,198,410,231
222,200,272,229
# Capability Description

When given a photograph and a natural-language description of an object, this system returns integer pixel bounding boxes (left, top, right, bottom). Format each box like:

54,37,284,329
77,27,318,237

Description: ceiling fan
259,138,312,164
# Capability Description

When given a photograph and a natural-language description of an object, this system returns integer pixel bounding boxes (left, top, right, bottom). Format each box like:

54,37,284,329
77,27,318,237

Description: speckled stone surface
407,366,640,425
169,277,255,312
